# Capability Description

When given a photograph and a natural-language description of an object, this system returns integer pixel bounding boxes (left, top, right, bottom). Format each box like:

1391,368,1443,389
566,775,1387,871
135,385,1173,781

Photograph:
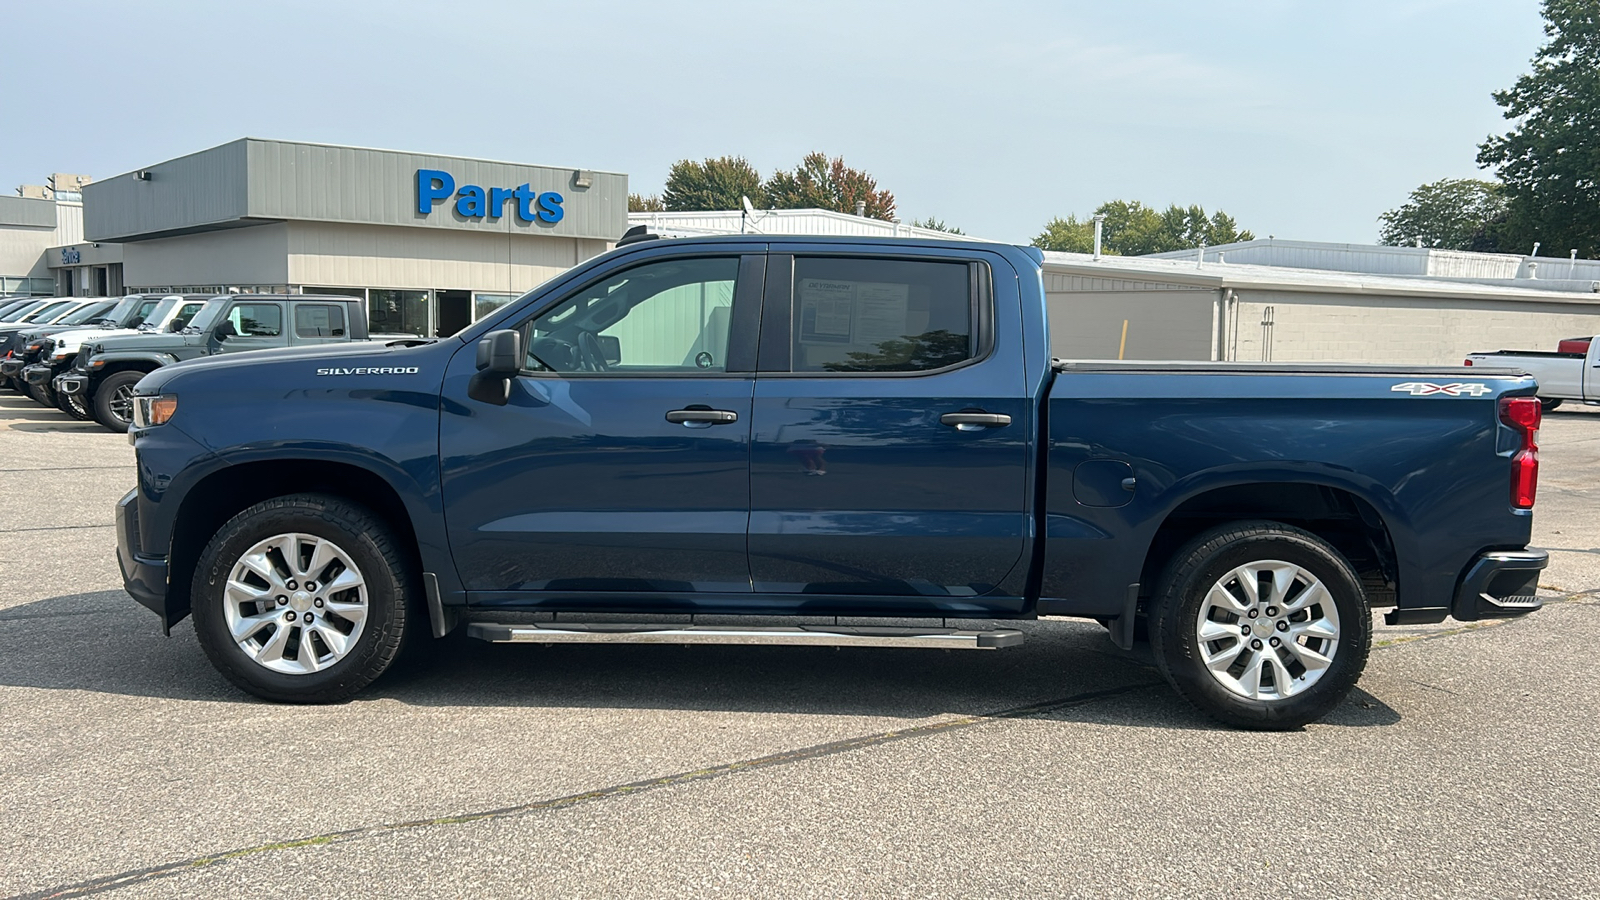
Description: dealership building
51,138,626,337
7,137,1600,362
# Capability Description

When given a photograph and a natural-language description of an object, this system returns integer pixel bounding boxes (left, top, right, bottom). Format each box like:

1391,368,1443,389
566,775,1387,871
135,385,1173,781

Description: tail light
1462,358,1473,366
1500,396,1541,509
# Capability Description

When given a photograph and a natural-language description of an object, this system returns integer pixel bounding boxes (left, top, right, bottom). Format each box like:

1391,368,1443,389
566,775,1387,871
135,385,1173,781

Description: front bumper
56,373,87,395
1450,549,1548,621
0,359,22,378
116,488,177,631
22,364,53,386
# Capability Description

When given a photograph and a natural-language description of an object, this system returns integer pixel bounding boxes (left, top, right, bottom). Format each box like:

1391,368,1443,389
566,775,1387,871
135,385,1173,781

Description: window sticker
797,278,855,344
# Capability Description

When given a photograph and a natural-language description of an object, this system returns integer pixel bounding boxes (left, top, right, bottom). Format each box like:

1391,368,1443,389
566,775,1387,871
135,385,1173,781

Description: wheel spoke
1265,564,1300,607
254,623,291,663
1206,581,1251,615
313,623,351,657
1290,618,1338,642
303,537,339,580
1233,568,1261,605
1235,652,1267,696
1198,618,1240,643
1266,653,1298,697
236,552,279,585
225,578,270,602
1201,638,1246,672
1282,639,1334,675
1284,579,1330,613
326,567,365,594
323,599,367,627
298,629,321,672
229,611,278,642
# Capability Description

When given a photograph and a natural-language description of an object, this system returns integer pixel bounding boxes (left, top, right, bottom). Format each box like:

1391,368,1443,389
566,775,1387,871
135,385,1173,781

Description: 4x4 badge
1391,382,1492,397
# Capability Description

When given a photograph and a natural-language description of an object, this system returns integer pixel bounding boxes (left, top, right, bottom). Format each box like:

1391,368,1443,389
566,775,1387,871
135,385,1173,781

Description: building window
368,289,429,338
474,293,515,322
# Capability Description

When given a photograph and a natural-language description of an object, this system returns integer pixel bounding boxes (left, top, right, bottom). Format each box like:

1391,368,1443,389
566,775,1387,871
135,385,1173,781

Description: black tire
1541,398,1563,411
57,386,91,420
1148,521,1371,731
28,380,57,409
92,370,144,433
190,493,416,703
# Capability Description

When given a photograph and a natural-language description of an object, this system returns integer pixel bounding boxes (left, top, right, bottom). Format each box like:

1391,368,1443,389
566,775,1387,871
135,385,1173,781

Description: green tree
1377,178,1506,250
1032,201,1253,255
662,156,765,212
1477,0,1600,257
763,152,896,220
628,193,665,212
910,216,963,234
1031,214,1098,253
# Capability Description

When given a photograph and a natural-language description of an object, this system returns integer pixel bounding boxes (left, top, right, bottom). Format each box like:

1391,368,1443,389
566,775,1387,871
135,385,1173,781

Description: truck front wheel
1149,521,1371,730
93,371,145,433
190,494,414,703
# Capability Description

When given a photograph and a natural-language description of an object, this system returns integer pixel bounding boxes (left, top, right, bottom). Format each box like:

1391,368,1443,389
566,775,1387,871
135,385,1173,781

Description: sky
1,0,1548,246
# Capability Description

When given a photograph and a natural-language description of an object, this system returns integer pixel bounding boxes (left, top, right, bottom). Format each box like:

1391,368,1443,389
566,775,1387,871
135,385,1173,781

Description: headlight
131,395,177,428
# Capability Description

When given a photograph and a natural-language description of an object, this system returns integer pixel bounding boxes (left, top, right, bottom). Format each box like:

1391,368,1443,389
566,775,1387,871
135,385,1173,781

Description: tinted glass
227,303,283,336
789,257,974,373
295,304,346,337
59,301,116,325
526,257,738,374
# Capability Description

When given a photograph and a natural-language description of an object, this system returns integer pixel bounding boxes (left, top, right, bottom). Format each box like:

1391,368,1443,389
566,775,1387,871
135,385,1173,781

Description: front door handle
940,411,1012,431
666,408,739,426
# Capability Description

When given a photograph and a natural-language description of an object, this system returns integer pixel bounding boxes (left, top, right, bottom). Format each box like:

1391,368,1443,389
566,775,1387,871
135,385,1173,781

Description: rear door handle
666,408,739,426
940,411,1012,430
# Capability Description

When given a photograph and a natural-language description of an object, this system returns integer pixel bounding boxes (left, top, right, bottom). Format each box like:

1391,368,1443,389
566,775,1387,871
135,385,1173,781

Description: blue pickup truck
117,235,1547,729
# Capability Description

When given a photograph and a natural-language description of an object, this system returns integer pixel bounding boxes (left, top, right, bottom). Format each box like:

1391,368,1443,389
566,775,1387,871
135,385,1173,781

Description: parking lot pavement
2,390,1598,899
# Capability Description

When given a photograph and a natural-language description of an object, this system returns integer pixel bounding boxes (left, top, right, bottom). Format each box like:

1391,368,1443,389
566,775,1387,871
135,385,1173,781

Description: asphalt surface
1,389,1597,899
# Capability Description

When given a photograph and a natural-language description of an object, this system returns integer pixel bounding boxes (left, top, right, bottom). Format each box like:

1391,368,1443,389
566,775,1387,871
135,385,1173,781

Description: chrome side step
466,622,1024,650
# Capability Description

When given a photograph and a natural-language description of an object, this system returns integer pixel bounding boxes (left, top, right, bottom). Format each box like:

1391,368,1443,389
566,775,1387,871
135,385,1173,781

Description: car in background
1466,336,1599,409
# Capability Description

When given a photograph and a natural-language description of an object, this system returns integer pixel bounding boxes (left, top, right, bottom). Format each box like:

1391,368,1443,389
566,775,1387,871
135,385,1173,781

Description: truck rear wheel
93,370,144,433
190,494,414,703
1149,521,1370,730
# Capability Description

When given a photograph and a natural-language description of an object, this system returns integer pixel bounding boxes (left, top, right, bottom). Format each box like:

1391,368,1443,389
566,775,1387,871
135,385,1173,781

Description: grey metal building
76,138,628,337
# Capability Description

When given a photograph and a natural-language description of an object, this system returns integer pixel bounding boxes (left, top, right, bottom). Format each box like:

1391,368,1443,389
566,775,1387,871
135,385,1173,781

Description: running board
466,622,1024,650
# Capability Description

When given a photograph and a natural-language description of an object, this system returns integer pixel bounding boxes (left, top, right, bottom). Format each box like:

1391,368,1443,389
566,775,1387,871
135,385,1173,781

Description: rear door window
788,257,977,373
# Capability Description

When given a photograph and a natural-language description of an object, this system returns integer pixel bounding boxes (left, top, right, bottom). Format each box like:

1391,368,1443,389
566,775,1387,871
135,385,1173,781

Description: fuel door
1073,459,1136,508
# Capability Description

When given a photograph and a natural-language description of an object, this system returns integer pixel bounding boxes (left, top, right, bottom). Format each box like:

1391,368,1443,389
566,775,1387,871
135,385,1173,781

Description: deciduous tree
1378,179,1506,250
662,157,765,212
1477,0,1600,257
763,152,896,220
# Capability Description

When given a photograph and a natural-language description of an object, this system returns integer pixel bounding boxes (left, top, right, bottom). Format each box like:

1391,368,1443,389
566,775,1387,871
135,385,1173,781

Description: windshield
0,299,38,319
0,300,47,322
94,296,143,325
58,301,117,325
184,300,229,333
137,298,183,330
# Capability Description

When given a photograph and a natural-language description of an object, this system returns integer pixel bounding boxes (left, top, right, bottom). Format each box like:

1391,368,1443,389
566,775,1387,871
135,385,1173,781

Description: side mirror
469,329,521,405
475,329,521,376
597,334,622,366
214,320,237,338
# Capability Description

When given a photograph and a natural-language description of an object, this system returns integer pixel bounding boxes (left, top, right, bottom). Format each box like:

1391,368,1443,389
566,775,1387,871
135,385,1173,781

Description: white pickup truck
1465,336,1595,409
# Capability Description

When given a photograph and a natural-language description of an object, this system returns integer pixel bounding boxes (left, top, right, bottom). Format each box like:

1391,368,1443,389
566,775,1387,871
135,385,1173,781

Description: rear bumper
1450,549,1547,621
116,488,176,631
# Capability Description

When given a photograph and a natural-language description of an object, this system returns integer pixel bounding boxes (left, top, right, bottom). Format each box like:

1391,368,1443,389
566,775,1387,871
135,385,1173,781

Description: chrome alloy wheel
1194,560,1341,701
107,382,136,423
222,533,369,675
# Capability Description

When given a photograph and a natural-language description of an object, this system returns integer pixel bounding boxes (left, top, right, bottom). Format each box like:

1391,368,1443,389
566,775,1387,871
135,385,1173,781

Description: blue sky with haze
3,0,1546,245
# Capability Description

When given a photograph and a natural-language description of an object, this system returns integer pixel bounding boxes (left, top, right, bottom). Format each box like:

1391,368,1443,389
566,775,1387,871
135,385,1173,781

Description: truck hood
139,339,441,393
43,324,143,352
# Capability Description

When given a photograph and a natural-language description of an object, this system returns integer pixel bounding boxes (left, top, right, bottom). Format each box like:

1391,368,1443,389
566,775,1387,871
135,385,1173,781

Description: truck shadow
0,591,1401,730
